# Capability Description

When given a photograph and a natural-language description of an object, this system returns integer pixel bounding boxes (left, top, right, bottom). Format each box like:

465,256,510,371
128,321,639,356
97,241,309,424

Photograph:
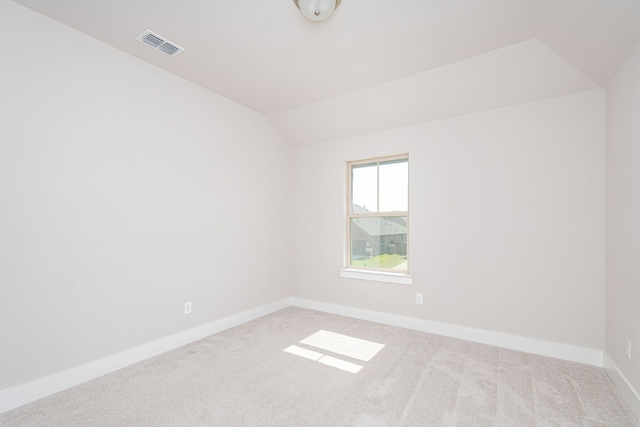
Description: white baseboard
0,296,605,415
0,298,291,415
604,352,640,422
290,297,603,367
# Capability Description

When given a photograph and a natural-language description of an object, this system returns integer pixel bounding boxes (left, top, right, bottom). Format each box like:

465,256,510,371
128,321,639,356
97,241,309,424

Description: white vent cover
136,30,185,57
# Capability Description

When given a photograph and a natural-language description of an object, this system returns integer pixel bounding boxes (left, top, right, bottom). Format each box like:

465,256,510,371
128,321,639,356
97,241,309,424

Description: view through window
347,154,408,272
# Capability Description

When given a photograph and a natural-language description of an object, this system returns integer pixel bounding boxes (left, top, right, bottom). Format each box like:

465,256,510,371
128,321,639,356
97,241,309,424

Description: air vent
136,30,185,57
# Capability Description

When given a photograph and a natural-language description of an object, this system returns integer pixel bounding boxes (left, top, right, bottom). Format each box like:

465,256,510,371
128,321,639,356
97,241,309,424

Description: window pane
350,217,407,270
379,159,408,212
351,162,378,213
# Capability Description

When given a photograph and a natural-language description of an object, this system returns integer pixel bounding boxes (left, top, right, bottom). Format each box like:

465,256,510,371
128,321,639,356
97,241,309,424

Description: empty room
1,0,640,425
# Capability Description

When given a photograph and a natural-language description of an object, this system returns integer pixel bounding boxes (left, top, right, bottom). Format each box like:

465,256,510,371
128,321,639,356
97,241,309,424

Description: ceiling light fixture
293,0,342,21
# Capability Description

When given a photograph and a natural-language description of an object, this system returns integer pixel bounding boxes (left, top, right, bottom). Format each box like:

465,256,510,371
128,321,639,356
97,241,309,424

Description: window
346,154,408,274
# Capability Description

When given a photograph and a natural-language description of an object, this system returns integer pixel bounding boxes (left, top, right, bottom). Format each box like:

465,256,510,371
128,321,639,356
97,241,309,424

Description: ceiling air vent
136,30,185,57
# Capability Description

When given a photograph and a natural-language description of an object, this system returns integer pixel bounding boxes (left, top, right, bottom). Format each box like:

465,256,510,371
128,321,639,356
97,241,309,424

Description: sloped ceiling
270,40,599,145
12,0,640,145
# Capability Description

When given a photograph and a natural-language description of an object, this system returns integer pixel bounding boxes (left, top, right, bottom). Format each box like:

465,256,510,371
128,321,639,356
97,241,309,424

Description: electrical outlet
626,338,632,360
416,293,423,305
185,301,192,314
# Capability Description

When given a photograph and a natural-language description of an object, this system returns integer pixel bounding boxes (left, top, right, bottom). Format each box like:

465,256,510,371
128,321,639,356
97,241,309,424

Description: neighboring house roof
351,206,407,237
352,204,373,214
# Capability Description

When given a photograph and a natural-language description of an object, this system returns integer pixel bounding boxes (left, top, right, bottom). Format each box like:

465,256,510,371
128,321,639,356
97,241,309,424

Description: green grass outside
351,253,406,269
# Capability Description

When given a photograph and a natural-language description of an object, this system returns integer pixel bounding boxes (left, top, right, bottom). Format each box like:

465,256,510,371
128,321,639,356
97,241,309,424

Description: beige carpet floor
1,307,637,426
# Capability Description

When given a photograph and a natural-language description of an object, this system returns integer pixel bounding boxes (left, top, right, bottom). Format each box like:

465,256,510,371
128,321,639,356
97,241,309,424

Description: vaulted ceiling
13,0,640,145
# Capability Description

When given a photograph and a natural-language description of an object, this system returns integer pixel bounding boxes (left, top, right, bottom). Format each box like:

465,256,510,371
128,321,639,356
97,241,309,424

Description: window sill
339,269,413,285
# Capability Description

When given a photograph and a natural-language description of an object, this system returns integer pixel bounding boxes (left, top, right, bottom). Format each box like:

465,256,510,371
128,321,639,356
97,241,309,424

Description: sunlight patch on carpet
317,355,362,373
283,330,385,374
283,345,323,361
300,330,385,362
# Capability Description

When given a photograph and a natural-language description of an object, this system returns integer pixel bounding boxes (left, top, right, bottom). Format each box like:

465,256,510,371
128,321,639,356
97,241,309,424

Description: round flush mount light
293,0,342,21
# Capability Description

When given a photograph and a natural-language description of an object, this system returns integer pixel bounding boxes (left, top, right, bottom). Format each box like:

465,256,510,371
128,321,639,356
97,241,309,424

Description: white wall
0,0,291,391
606,40,640,395
292,90,605,351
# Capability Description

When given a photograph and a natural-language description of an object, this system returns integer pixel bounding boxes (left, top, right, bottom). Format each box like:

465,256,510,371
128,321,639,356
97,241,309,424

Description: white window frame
344,154,409,281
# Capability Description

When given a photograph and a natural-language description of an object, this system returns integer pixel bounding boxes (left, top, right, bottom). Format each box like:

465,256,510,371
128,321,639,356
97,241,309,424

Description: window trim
346,154,409,275
339,268,413,285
